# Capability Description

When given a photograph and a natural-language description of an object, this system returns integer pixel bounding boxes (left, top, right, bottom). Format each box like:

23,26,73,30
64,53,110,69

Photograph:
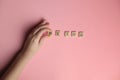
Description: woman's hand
0,19,52,80
22,19,52,56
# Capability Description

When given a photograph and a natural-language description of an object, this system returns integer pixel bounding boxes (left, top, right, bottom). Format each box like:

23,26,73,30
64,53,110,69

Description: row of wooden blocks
48,30,84,37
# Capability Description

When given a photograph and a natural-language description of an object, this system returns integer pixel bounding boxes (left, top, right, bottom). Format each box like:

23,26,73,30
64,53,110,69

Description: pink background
0,0,120,80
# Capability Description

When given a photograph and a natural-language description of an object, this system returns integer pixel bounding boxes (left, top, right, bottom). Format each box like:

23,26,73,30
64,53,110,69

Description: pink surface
0,0,120,80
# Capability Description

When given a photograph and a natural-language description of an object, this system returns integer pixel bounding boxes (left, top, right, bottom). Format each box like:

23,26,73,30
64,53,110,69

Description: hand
22,19,52,56
0,19,52,80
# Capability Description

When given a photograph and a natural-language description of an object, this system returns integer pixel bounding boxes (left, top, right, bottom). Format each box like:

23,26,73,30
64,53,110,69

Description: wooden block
55,30,60,36
71,31,76,37
48,31,52,37
64,31,69,37
78,31,84,37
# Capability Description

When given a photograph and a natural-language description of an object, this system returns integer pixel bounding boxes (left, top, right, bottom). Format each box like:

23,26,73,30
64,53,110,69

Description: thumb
38,34,49,46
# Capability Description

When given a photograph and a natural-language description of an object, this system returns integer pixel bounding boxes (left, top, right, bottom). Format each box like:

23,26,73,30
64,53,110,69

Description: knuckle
32,38,37,42
33,36,39,42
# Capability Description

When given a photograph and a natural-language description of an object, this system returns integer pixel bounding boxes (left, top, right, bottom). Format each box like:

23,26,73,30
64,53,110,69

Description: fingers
29,18,52,44
31,19,44,33
39,18,47,25
38,33,48,46
32,18,50,35
38,18,45,25
35,27,52,42
33,22,50,35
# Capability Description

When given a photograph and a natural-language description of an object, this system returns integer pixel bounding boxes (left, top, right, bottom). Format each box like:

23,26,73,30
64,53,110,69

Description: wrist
19,49,35,59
